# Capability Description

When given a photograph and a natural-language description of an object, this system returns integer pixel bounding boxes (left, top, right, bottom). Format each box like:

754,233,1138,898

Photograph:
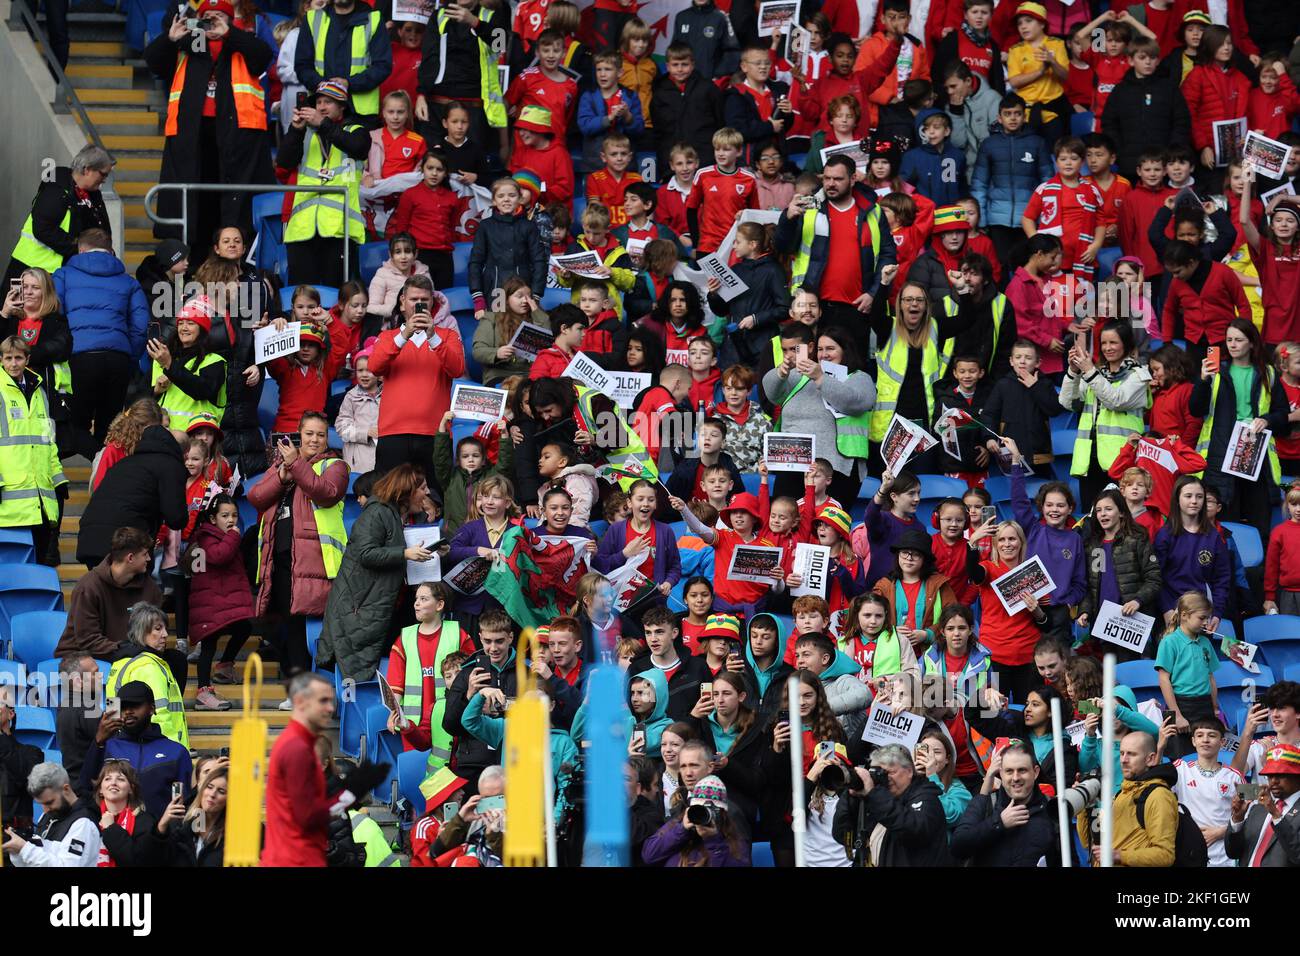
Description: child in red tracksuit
757,463,816,582
1022,137,1104,282
931,498,976,605
267,291,350,434
1249,59,1300,141
574,278,622,356
387,152,464,290
1265,486,1300,614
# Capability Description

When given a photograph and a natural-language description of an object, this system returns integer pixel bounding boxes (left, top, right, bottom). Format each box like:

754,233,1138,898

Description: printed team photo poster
1242,130,1292,180
444,556,491,595
990,555,1057,615
391,0,436,23
763,432,816,472
879,414,924,474
403,525,441,585
1091,599,1156,656
450,383,508,423
507,321,555,362
550,250,605,278
819,140,871,173
757,0,800,36
1222,420,1270,481
726,544,785,584
1212,117,1247,168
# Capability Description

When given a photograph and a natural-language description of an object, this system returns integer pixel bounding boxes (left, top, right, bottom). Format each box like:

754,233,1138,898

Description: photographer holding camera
951,741,1057,866
832,743,952,867
642,776,751,867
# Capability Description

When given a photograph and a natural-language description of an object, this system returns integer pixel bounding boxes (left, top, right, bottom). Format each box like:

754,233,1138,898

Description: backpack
1134,784,1209,868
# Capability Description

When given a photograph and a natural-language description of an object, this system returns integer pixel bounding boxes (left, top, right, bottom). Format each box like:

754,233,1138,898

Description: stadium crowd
3,0,1300,868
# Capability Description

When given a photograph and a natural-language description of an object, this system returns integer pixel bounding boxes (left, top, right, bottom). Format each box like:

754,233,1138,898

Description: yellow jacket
1111,772,1178,867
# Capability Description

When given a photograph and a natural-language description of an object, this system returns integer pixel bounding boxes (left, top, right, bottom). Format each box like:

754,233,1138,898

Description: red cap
177,295,214,334
719,492,762,525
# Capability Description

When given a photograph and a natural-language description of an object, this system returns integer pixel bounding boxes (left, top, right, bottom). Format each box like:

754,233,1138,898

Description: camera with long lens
819,762,866,793
686,803,720,828
868,766,889,788
1055,773,1104,817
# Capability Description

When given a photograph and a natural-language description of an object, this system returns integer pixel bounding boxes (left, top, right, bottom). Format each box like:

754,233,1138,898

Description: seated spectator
0,683,43,831
164,762,227,867
642,775,751,867
93,758,169,867
1225,744,1300,868
54,655,102,783
951,740,1056,866
3,763,101,867
430,764,507,866
57,528,165,661
104,604,189,749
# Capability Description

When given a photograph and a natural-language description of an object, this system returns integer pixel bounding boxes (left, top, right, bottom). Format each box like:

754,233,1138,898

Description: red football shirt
819,201,864,304
686,166,759,254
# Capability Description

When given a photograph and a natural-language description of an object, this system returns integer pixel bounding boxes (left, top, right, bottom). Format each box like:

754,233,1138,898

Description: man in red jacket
261,672,338,867
368,274,466,482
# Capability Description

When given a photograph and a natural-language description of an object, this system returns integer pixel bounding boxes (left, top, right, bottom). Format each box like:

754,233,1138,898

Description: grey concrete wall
1,3,123,258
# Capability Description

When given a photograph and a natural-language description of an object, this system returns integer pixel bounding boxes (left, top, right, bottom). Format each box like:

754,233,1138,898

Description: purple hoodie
853,499,924,587
640,819,751,867
1010,464,1087,607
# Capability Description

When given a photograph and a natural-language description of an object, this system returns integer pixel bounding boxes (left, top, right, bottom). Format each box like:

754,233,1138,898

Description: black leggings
196,621,251,688
990,659,1039,707
418,249,454,290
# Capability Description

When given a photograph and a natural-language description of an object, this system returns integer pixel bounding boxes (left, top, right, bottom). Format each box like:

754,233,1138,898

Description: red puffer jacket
187,522,255,642
247,452,350,617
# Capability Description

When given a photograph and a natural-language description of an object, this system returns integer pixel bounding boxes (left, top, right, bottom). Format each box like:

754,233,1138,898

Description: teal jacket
744,612,793,701
571,665,673,757
463,691,578,796
1078,685,1160,793
932,775,973,829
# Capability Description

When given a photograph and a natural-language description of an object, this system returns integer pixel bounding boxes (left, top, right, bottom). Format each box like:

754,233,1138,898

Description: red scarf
97,803,135,867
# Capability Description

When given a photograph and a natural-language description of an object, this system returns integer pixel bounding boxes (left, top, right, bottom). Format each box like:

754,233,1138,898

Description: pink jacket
539,464,599,527
247,452,350,617
366,258,430,318
188,522,255,642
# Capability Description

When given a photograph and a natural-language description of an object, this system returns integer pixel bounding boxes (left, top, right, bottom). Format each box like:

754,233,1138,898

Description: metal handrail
143,182,352,278
7,1,109,153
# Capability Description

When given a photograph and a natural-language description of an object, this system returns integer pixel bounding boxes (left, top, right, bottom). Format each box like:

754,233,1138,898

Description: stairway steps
76,88,157,105
70,40,128,57
187,709,291,728
122,201,154,231
66,64,133,88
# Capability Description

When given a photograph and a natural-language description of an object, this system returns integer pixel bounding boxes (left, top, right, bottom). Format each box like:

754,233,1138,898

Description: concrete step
113,165,161,185
66,64,133,88
113,179,159,197
123,249,148,267
70,40,128,58
125,226,160,244
100,136,165,155
75,88,159,106
187,708,291,728
82,113,159,136
122,201,154,231
184,681,285,707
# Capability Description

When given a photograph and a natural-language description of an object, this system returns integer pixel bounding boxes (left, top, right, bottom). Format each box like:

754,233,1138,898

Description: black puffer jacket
950,786,1058,866
706,255,791,366
965,705,1079,798
165,820,224,867
694,714,771,829
468,212,547,305
833,773,953,867
1078,530,1163,622
76,425,187,565
99,808,169,866
442,649,520,789
1100,68,1191,179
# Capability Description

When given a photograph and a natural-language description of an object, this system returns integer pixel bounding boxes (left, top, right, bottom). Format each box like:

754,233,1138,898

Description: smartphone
980,505,998,525
794,344,809,364
269,431,302,447
171,781,183,802
413,301,430,315
993,736,1013,758
477,794,505,813
776,707,789,726
1162,709,1177,725
699,682,712,697
632,721,647,750
8,278,20,295
1236,783,1261,802
816,740,836,762
296,90,308,110
1076,699,1101,716
442,800,460,823
147,320,162,342
105,696,121,718
1206,346,1221,374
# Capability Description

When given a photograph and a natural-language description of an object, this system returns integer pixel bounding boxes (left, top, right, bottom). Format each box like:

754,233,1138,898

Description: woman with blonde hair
1,265,72,454
165,762,228,866
965,517,1048,704
444,473,522,637
867,280,941,474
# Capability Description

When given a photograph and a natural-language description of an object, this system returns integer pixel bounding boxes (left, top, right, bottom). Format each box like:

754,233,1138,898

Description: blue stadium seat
1215,661,1275,731
1222,522,1263,568
1051,428,1076,458
916,475,967,499
667,579,686,613
741,472,764,496
540,287,572,310
359,241,388,286
343,497,362,532
573,196,587,223
0,573,63,644
305,617,323,663
456,311,483,381
1070,111,1095,137
0,659,26,690
1286,662,1300,682
588,519,608,539
14,706,55,750
857,475,881,501
363,704,402,799
769,613,794,640
452,242,472,286
0,528,35,564
258,377,280,433
237,497,258,532
335,667,381,758
751,841,774,867
10,610,67,670
443,286,475,313
1241,615,1300,675
982,476,1010,502
29,658,62,707
279,286,339,311
398,748,432,811
1114,660,1161,702
1095,246,1123,281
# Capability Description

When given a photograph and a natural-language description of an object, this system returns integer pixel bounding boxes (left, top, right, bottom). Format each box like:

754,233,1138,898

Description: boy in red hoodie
1249,58,1300,141
529,306,588,379
509,105,575,211
1116,149,1175,279
574,278,622,356
686,335,720,410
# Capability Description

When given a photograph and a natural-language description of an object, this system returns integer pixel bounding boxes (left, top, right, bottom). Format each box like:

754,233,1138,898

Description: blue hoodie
462,691,579,794
899,108,968,205
1078,685,1161,794
53,250,150,358
571,665,673,757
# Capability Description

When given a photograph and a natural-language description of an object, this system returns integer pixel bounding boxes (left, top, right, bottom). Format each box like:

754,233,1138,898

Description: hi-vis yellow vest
256,457,348,581
433,9,507,128
400,622,461,772
779,371,873,460
309,8,383,116
1196,369,1282,487
788,202,883,295
869,319,951,443
107,651,189,749
165,49,267,136
11,209,70,273
348,810,400,866
152,352,228,431
1070,365,1150,476
284,126,366,244
0,370,65,526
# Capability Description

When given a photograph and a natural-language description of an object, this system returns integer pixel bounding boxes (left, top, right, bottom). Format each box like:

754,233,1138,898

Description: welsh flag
935,405,975,433
483,524,569,628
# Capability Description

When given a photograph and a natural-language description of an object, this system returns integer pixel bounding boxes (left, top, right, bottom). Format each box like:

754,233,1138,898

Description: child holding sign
671,491,776,619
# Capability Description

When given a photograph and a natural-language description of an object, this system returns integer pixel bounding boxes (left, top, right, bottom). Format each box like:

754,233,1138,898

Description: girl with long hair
921,603,993,792
1153,476,1231,631
166,763,227,866
95,759,166,867
472,275,549,386
1076,488,1162,662
965,518,1048,705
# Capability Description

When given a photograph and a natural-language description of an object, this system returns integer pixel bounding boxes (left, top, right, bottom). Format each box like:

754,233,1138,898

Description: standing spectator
942,60,1003,172
319,464,436,681
368,275,467,480
1005,2,1071,144
416,1,510,158
469,179,548,318
970,93,1053,268
293,0,390,124
1097,730,1179,867
278,79,371,286
5,144,113,287
54,655,102,783
2,763,100,867
247,412,349,687
832,744,953,867
1180,25,1249,174
1100,37,1190,181
144,4,275,264
147,296,229,434
670,0,738,80
75,427,186,570
1,268,73,465
0,335,67,566
641,775,751,867
187,494,254,708
334,346,380,473
58,528,164,661
0,684,42,831
53,229,149,457
649,45,724,173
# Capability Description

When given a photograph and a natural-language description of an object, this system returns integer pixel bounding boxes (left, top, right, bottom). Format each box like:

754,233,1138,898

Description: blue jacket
970,124,1054,227
78,723,192,820
54,251,149,358
570,663,673,756
1010,464,1087,607
577,86,645,171
900,110,968,205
